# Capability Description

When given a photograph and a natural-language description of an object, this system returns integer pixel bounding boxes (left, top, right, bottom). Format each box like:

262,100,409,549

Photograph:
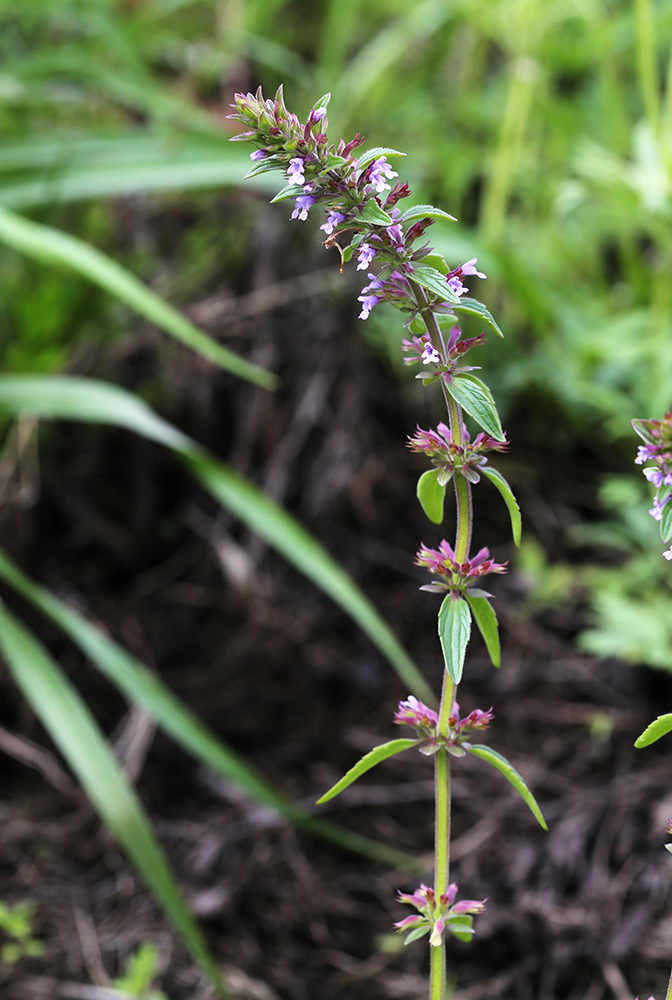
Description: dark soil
1,194,671,1000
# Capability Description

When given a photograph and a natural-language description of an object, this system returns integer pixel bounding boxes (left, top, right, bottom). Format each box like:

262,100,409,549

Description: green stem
635,0,661,138
666,966,672,1000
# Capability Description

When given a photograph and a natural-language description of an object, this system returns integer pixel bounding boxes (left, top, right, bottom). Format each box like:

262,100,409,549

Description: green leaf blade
0,376,435,707
356,147,407,172
634,713,672,748
0,601,226,996
452,296,504,338
417,468,446,524
464,595,500,668
357,200,393,226
438,595,471,684
481,467,522,546
400,205,457,223
447,375,505,442
316,739,418,804
411,264,461,304
661,502,672,544
0,206,277,391
467,744,547,830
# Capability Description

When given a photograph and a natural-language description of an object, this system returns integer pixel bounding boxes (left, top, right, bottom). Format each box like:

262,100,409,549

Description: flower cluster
395,883,486,946
408,420,507,485
416,540,507,596
632,407,672,557
401,324,487,385
394,696,493,756
228,87,484,332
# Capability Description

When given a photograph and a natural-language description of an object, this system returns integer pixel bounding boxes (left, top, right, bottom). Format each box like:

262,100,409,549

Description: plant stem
431,668,455,1000
666,966,672,1000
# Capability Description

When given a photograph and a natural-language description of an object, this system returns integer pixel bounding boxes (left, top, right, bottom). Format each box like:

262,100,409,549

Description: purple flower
394,696,438,732
644,467,665,487
320,210,347,235
368,156,399,193
357,293,380,320
356,243,376,270
461,258,487,279
395,881,485,947
422,343,441,364
664,547,672,561
250,150,267,161
649,495,671,521
636,444,658,464
416,540,507,591
309,107,327,122
287,157,306,184
291,194,315,221
446,259,486,298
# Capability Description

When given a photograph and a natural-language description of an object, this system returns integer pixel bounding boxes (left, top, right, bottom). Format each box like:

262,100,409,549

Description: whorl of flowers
416,540,507,596
408,420,508,485
633,406,672,558
394,696,493,756
394,882,486,947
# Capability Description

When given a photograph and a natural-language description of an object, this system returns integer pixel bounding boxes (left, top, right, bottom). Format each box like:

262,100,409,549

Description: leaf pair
316,730,547,830
416,465,521,549
438,593,499,681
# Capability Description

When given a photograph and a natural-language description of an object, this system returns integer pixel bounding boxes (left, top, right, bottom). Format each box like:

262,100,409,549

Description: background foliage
2,0,672,994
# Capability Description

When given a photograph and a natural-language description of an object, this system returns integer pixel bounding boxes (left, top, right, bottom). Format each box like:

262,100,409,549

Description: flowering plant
231,86,547,1000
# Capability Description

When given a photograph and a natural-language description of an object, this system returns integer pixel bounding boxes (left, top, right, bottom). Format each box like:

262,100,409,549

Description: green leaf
661,502,672,544
632,418,658,446
438,595,471,684
313,92,332,111
0,206,277,391
400,205,457,224
419,253,449,274
270,182,306,203
356,147,407,172
404,925,430,945
466,744,548,829
452,296,504,338
411,264,461,304
357,200,393,226
0,601,227,996
325,153,348,170
465,595,500,668
0,547,420,874
0,376,435,709
447,915,474,942
244,155,282,178
634,713,672,748
481,467,522,546
417,468,446,523
447,375,505,442
316,739,418,804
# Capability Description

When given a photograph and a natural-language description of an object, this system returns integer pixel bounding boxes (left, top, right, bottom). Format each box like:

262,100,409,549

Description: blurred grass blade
0,135,279,208
0,600,227,996
0,206,277,391
0,544,420,873
0,375,434,706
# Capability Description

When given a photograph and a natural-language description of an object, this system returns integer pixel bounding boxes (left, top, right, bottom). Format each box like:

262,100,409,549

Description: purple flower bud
394,696,438,731
250,150,267,161
386,223,404,245
356,243,377,270
291,194,315,221
287,157,306,184
429,917,445,947
664,547,672,561
368,156,399,194
320,210,347,235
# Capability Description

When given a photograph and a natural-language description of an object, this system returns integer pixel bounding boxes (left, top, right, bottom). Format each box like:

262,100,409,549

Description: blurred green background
2,0,672,665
